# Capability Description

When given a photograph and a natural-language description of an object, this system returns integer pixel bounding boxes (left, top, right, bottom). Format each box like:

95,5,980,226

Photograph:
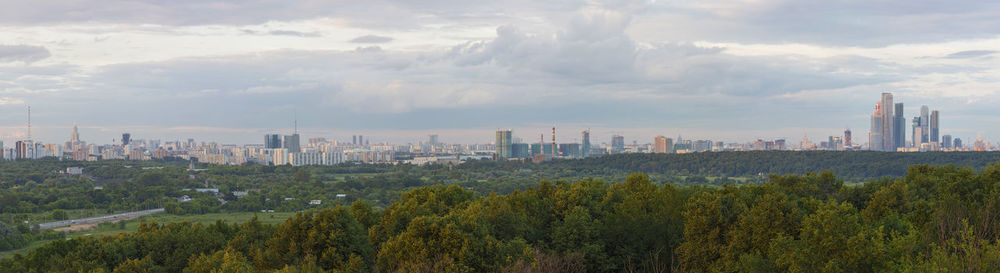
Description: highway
38,208,165,229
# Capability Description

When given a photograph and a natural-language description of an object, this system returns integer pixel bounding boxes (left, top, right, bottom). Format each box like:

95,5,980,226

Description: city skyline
2,1,1000,145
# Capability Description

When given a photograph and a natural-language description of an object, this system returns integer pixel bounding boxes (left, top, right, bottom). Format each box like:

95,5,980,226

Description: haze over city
1,1,999,145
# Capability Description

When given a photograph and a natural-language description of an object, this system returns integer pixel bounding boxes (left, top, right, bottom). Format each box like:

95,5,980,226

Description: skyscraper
581,130,591,158
121,133,131,146
920,105,929,144
428,134,439,146
611,135,625,154
265,134,282,149
869,93,894,151
894,103,905,149
283,134,301,153
869,103,883,151
495,129,512,159
15,141,27,159
654,136,668,154
844,128,852,149
881,93,895,150
942,135,953,148
352,135,357,145
912,117,923,147
930,110,939,143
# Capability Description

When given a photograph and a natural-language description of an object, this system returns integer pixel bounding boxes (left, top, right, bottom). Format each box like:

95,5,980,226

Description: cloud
348,35,394,43
2,4,1000,144
944,50,997,59
0,45,51,63
0,97,24,105
241,29,321,37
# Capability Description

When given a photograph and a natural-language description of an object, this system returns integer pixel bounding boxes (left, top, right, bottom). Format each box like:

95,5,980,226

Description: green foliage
8,161,1000,272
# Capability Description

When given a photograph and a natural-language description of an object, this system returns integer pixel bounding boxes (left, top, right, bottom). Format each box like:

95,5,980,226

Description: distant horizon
1,121,990,147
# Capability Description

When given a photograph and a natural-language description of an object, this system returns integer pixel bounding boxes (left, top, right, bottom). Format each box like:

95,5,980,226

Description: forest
4,162,1000,272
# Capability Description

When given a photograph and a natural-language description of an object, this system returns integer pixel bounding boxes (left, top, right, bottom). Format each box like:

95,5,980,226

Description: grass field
0,211,298,259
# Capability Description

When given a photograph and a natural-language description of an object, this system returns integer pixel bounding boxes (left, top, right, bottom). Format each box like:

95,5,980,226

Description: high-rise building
283,134,301,153
511,143,530,158
869,104,883,151
844,128,852,149
894,103,905,149
352,135,357,145
611,135,625,154
495,129,512,159
265,134,282,149
121,133,131,146
881,93,895,150
15,141,28,159
869,93,894,151
428,134,439,146
920,105,929,144
558,143,581,158
942,135,953,148
954,138,963,149
912,117,923,147
581,130,591,158
930,110,939,143
654,136,668,154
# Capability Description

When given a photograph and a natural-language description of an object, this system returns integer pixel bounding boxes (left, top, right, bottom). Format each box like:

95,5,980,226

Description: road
38,208,165,229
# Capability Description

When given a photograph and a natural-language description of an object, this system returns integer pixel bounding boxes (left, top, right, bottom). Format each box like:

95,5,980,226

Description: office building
611,135,625,154
869,93,895,151
121,133,131,146
920,105,929,144
559,143,581,158
495,129,512,159
942,135,953,149
930,110,939,143
954,138,963,149
654,136,668,153
894,103,905,149
428,135,439,146
264,134,282,149
581,130,591,158
844,128,852,149
912,117,923,147
869,105,883,151
511,143,530,159
283,134,301,153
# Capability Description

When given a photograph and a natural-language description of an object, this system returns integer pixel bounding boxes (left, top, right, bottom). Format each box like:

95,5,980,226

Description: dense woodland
3,164,1000,272
3,152,1000,271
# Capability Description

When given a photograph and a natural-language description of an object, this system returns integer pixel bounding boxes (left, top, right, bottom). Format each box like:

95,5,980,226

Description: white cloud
0,1,999,144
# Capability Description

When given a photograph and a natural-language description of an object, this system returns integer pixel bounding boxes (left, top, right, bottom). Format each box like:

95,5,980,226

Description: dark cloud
944,50,997,59
349,35,394,43
0,45,51,63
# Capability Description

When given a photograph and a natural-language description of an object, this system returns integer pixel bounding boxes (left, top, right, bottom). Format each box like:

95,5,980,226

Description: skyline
2,1,1000,144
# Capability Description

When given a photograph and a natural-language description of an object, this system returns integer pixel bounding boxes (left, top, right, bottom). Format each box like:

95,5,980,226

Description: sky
0,0,999,145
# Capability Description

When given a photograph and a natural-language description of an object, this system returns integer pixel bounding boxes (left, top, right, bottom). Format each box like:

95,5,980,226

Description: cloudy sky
1,0,998,145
